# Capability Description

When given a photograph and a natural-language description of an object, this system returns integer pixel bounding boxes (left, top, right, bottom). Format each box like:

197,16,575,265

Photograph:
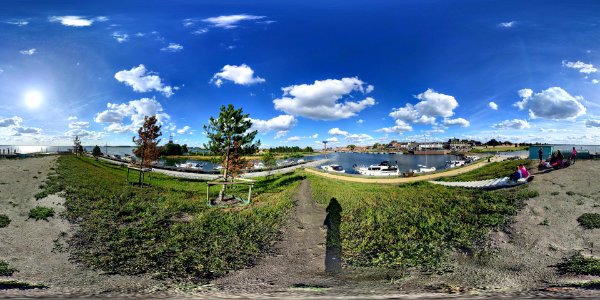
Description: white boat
214,165,224,170
465,155,480,163
297,159,305,163
354,161,400,176
445,160,466,168
321,164,345,173
176,162,203,169
253,162,265,169
413,165,436,173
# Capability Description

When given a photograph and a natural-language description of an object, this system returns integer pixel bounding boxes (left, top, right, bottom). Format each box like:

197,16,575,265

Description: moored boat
321,164,345,173
413,165,436,173
445,160,466,168
354,161,400,176
176,162,203,169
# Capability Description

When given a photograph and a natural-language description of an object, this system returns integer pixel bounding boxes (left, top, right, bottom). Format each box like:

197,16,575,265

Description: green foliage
28,206,55,221
439,159,533,182
308,174,537,270
182,144,188,154
0,280,46,290
267,146,313,153
162,143,183,156
92,145,102,157
0,214,10,228
40,155,297,281
262,151,277,170
486,139,500,146
556,254,600,275
577,213,600,229
0,261,17,276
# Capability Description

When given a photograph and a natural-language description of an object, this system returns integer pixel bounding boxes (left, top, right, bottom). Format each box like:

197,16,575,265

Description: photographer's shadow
323,197,342,273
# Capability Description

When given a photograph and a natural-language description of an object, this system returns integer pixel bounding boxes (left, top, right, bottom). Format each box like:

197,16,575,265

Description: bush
0,261,17,276
0,214,10,228
577,213,600,229
556,254,600,275
28,206,55,221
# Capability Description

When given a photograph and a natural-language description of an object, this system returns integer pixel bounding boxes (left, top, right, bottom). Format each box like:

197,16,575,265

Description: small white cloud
356,119,364,124
328,128,348,136
250,115,297,135
325,136,339,143
112,32,129,43
192,28,209,35
114,64,174,97
273,77,376,120
67,116,78,121
49,16,96,27
376,119,413,134
489,101,498,110
203,14,265,29
287,136,301,141
592,79,599,84
68,121,90,129
0,116,23,127
443,117,470,127
311,133,318,139
177,125,191,134
5,20,28,26
274,130,288,139
492,119,531,130
345,133,373,144
498,21,515,28
562,60,597,74
514,87,586,120
585,120,600,128
161,43,183,52
20,48,36,55
210,64,265,87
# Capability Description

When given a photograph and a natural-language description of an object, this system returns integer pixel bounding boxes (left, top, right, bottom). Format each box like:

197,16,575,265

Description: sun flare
24,91,43,108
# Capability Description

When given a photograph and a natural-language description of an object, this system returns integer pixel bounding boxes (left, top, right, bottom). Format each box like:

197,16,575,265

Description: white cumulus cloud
273,77,376,120
443,117,470,127
49,16,106,27
489,101,498,110
562,60,597,74
20,48,36,55
287,136,301,141
328,128,348,136
161,43,183,52
114,64,174,97
414,89,458,118
249,115,297,134
203,14,265,29
112,32,129,43
498,21,515,28
376,119,413,134
492,119,531,130
0,116,23,127
177,125,191,134
514,87,586,120
94,98,170,133
356,119,364,124
210,64,265,87
68,121,90,129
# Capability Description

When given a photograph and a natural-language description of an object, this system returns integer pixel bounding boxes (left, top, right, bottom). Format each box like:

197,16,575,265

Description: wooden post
248,184,252,202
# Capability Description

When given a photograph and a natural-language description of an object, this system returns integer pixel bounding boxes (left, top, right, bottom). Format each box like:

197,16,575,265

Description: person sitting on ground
519,163,529,178
552,150,564,168
571,147,577,164
510,166,522,181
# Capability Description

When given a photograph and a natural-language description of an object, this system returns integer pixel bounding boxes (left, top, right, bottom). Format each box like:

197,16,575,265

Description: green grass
307,173,538,270
28,206,55,221
577,213,600,229
41,155,301,281
0,280,46,290
469,146,529,153
438,159,533,182
556,254,600,275
0,214,10,228
0,261,17,276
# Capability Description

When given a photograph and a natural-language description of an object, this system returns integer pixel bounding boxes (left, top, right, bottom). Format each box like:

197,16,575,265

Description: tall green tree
262,151,277,177
133,116,162,185
92,145,102,159
204,104,260,200
73,136,82,157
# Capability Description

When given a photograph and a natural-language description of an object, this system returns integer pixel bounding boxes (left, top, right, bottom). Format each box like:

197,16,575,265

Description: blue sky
1,0,600,147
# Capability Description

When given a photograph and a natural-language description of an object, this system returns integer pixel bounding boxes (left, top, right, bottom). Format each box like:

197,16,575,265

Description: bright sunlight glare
24,90,43,108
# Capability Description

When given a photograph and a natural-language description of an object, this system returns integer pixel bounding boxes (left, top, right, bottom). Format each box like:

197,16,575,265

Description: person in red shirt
519,164,529,178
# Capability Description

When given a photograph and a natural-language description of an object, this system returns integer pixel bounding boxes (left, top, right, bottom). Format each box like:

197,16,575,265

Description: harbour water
313,152,459,174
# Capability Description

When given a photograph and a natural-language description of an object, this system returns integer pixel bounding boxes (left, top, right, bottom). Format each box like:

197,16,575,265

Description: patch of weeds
288,284,330,292
577,213,600,229
566,191,576,196
567,280,600,289
32,176,38,179
550,191,559,196
544,206,550,210
576,199,585,205
548,244,559,252
0,261,17,276
28,206,55,221
34,191,48,200
0,280,47,290
0,214,10,228
38,184,46,189
556,254,600,275
539,218,550,226
37,171,42,174
8,201,17,207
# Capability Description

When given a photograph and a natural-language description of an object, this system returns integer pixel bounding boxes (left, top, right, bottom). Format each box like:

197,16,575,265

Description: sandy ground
1,156,598,299
0,156,162,297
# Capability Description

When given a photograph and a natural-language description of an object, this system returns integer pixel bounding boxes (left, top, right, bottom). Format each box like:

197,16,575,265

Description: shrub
577,213,600,229
0,214,10,228
556,254,600,275
28,206,55,221
0,261,17,276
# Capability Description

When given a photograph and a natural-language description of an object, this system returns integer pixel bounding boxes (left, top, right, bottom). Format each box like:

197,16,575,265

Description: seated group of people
510,164,529,181
541,149,571,169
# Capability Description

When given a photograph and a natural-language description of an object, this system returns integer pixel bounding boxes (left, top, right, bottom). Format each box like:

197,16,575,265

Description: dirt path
0,156,161,297
213,179,343,295
305,155,508,184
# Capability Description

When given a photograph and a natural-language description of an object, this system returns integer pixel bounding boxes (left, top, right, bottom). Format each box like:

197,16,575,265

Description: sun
24,91,43,108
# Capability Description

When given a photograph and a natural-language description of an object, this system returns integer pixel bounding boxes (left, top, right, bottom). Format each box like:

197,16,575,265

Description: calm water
314,152,459,174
